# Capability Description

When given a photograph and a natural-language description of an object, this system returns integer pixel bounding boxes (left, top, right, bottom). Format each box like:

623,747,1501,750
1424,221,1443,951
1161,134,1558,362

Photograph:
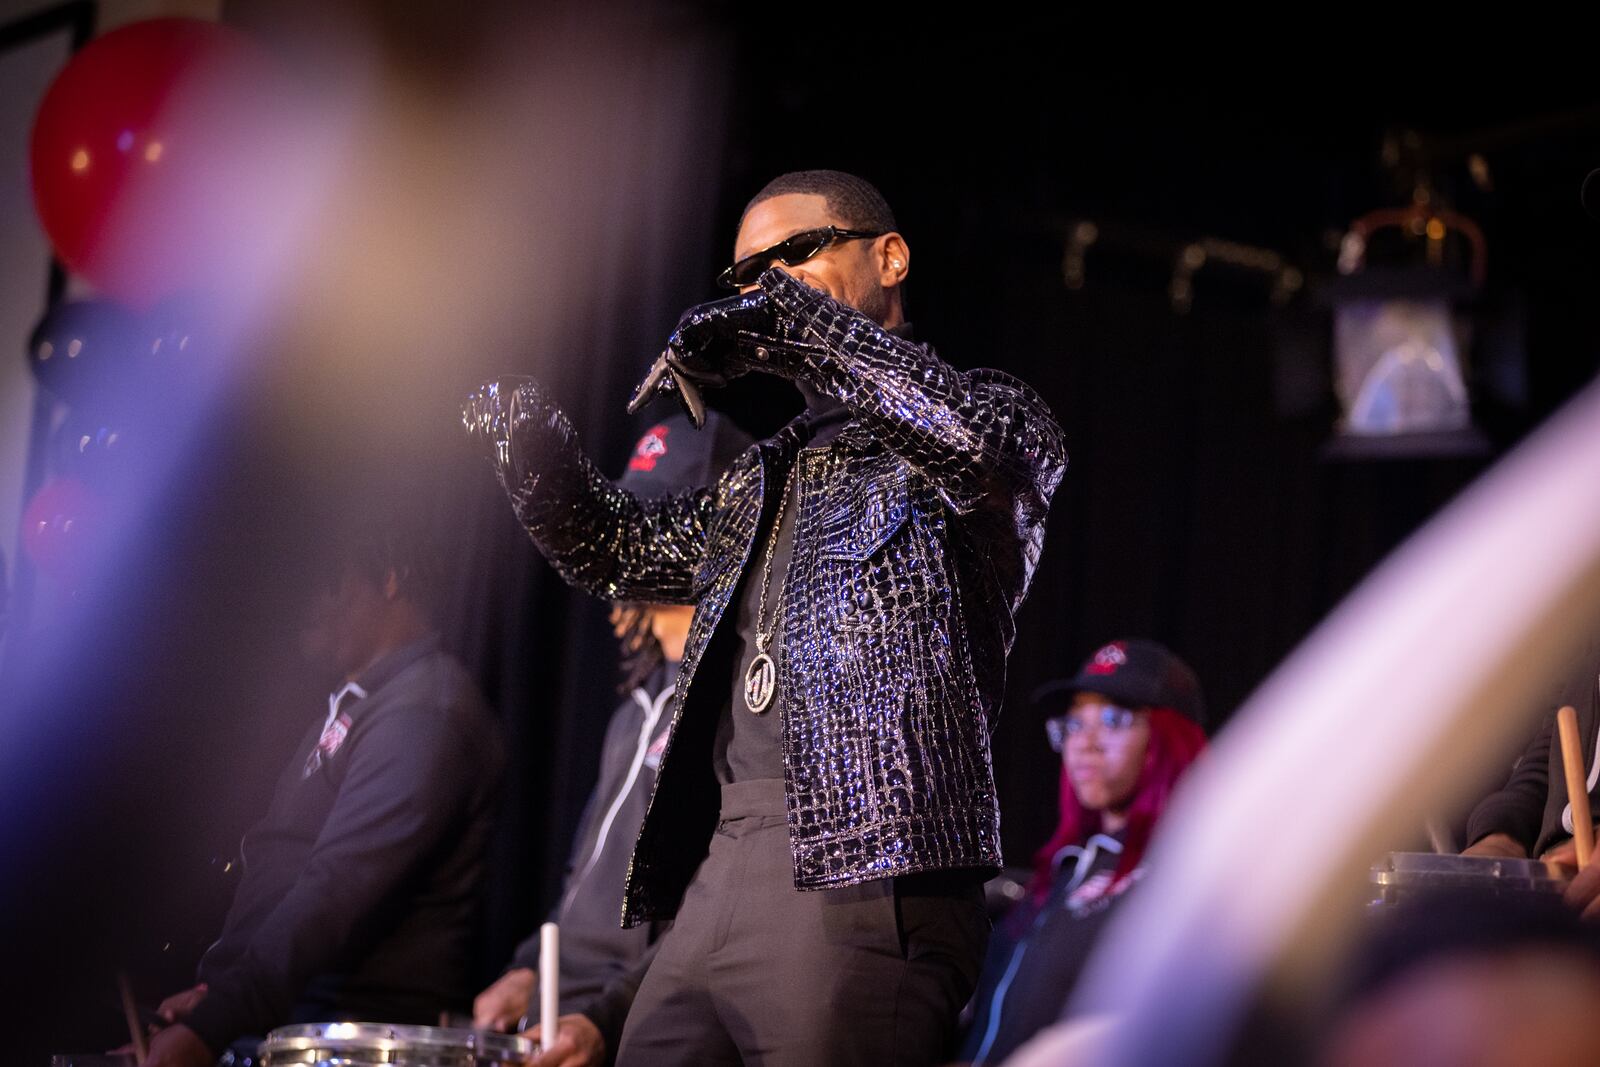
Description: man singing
464,170,1065,1065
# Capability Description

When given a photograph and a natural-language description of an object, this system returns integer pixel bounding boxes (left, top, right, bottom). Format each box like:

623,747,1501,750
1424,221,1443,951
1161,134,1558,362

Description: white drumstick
539,922,559,1052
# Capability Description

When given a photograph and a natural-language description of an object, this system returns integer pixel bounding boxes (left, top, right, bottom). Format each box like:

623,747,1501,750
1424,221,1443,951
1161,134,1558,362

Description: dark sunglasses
717,226,884,290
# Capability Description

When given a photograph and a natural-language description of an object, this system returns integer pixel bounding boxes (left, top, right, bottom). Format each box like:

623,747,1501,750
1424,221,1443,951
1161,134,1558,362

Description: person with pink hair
961,639,1208,1066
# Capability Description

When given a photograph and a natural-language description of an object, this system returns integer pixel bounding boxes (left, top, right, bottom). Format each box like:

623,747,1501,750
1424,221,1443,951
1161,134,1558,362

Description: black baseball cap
617,410,753,495
1032,638,1206,728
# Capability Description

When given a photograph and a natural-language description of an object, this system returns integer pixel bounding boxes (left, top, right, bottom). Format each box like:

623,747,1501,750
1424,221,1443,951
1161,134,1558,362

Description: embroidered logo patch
644,731,669,770
1066,867,1143,917
628,424,670,472
321,712,352,757
303,713,353,778
1086,642,1128,675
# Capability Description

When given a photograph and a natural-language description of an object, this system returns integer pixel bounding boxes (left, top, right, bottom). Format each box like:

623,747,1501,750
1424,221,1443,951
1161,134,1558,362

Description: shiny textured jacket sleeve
461,377,713,603
744,267,1067,516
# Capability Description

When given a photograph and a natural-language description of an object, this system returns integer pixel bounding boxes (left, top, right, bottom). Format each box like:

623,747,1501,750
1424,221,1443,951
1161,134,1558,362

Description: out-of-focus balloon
54,408,137,489
26,299,141,402
141,294,219,391
29,18,274,307
21,479,104,587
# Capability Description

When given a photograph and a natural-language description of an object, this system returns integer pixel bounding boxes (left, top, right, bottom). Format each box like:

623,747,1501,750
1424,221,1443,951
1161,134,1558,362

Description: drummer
1463,638,1600,917
140,524,504,1067
959,639,1209,1065
472,413,752,1065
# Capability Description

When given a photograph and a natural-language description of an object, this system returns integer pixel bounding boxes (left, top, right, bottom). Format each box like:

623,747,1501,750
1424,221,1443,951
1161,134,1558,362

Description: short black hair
324,521,443,617
743,169,898,234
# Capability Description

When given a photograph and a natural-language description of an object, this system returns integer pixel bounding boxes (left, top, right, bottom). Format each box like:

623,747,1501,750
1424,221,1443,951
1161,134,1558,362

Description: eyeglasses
717,226,885,290
1045,705,1140,752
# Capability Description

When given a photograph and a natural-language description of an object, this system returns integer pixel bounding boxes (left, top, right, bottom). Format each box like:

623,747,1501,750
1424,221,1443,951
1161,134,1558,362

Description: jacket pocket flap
818,473,911,561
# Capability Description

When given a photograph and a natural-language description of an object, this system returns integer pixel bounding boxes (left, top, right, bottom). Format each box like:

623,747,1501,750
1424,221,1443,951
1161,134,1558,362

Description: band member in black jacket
142,528,503,1067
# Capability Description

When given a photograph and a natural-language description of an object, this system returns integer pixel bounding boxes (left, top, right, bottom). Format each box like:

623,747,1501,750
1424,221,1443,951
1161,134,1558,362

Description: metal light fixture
1322,200,1491,459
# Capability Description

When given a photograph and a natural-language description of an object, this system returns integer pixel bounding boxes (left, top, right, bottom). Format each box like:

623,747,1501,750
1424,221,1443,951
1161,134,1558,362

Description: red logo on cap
628,425,670,472
1086,642,1127,675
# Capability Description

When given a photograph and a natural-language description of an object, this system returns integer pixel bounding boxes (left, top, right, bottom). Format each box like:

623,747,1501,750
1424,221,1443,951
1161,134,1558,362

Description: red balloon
21,478,105,587
29,18,270,307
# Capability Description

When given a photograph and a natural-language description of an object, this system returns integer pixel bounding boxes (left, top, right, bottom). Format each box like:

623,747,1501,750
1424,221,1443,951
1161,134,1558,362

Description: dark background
6,6,1600,1059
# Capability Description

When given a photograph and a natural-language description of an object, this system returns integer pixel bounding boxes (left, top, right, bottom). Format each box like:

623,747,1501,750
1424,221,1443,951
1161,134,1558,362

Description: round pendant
744,651,777,713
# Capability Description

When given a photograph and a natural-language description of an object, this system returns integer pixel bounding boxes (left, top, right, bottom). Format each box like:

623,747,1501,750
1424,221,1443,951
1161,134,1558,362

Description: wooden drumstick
118,971,148,1066
539,922,559,1052
1557,704,1594,869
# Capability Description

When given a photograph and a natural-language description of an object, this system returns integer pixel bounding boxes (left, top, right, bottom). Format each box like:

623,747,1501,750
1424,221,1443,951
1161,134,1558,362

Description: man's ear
875,233,910,287
382,567,402,600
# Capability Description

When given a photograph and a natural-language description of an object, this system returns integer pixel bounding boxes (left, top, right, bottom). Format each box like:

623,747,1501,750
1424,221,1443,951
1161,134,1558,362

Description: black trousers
615,779,989,1067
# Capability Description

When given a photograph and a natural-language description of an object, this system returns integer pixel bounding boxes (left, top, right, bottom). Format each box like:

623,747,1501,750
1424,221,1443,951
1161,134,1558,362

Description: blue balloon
26,299,141,403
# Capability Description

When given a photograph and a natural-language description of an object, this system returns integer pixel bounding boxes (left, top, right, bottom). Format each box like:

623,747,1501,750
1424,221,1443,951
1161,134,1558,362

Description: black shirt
711,323,914,787
713,389,850,785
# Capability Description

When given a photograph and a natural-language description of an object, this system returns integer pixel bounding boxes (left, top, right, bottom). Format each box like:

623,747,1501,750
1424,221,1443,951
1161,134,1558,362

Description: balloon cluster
21,297,214,587
21,17,263,591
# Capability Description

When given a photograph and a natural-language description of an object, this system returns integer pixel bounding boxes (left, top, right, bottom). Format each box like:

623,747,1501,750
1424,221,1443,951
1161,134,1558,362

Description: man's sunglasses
717,226,884,290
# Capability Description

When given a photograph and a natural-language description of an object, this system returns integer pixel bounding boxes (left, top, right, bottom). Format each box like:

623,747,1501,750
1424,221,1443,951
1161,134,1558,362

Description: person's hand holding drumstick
522,1013,606,1067
139,1023,212,1067
110,980,210,1061
1550,705,1600,917
154,982,208,1027
472,967,536,1032
1465,706,1600,916
1549,840,1600,920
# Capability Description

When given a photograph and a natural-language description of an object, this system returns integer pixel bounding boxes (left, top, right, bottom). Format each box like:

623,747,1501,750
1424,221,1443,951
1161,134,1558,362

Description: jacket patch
303,712,353,778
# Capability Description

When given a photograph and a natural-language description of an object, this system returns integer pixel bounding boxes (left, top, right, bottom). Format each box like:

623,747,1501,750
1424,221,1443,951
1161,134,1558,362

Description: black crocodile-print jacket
464,268,1067,925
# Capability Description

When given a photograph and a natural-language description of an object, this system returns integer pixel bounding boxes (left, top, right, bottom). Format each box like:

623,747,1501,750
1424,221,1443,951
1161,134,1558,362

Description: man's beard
853,284,891,326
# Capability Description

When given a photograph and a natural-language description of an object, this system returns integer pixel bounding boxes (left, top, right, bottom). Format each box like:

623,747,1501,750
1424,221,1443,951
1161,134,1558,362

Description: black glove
667,289,774,358
627,291,775,427
461,376,527,448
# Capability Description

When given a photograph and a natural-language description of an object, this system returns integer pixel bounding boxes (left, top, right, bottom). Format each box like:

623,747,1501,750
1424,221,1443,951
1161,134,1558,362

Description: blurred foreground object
1052,371,1600,1065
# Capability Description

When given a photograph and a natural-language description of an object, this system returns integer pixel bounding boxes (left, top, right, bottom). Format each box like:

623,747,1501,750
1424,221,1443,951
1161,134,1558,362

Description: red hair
1029,707,1207,901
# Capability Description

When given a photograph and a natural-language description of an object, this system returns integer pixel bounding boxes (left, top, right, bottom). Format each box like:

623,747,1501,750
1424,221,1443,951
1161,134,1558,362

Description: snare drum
1370,851,1568,907
259,1022,534,1067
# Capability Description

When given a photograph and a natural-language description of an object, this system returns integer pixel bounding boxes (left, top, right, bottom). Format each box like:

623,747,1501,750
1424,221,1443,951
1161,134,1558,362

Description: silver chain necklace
743,467,796,714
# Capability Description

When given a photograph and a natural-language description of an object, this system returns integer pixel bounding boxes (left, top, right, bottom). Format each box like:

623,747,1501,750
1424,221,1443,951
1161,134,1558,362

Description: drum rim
261,1022,533,1055
1373,850,1569,883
